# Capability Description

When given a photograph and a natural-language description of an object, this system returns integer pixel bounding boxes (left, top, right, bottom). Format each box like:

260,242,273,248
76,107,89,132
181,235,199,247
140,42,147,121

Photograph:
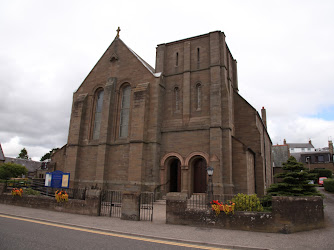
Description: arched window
92,89,104,140
196,83,201,110
119,85,131,137
174,87,180,111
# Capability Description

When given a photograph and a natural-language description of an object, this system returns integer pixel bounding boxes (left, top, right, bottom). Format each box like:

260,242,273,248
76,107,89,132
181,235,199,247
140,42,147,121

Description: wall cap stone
166,192,188,201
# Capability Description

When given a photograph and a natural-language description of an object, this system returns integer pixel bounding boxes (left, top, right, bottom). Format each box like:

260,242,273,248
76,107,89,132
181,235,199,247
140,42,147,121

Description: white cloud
0,0,333,159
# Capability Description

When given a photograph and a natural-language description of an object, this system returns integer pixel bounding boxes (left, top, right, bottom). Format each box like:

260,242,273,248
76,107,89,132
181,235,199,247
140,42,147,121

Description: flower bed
11,188,23,197
211,200,235,215
55,190,69,202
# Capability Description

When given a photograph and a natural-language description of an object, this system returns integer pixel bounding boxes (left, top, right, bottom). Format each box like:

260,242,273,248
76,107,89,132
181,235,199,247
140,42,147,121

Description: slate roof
290,153,302,162
120,38,162,77
0,144,5,161
272,145,289,167
287,143,314,149
4,157,42,173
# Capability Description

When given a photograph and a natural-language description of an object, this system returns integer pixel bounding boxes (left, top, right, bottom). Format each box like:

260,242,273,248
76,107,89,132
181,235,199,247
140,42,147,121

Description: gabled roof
120,38,161,77
288,143,314,149
0,144,5,161
75,37,161,93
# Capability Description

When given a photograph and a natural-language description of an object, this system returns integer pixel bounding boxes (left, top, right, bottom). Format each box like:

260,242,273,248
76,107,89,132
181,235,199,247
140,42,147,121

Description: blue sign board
45,170,70,188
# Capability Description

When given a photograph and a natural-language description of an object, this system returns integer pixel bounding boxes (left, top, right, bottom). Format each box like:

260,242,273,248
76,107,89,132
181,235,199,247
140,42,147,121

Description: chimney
329,140,333,155
261,107,267,128
309,139,312,145
283,139,286,145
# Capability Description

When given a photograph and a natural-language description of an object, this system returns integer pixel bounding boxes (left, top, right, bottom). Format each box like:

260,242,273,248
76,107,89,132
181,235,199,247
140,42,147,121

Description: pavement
1,188,334,250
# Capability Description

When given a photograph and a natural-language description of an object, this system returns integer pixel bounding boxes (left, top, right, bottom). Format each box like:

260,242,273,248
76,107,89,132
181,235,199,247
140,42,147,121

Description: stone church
52,30,272,197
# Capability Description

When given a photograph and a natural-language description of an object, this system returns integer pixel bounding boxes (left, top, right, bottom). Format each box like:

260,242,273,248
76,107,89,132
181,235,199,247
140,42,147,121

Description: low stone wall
0,189,101,216
166,193,325,234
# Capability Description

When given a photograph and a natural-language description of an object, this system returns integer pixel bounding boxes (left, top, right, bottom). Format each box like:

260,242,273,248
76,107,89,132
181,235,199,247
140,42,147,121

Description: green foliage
0,163,28,180
310,169,333,179
232,193,264,212
324,178,334,193
40,148,59,161
24,188,40,196
266,156,320,197
17,148,29,159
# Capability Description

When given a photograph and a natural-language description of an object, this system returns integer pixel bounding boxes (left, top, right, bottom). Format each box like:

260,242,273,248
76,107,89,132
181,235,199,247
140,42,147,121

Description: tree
266,156,320,197
40,148,59,161
0,163,28,180
17,148,29,159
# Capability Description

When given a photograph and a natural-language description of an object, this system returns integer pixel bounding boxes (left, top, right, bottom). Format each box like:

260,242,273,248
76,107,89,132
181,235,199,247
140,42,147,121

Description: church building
52,30,272,197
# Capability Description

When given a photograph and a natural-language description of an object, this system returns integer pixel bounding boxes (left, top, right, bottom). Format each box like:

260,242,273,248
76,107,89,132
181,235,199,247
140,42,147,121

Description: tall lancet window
120,85,131,137
176,52,179,67
93,89,104,140
197,48,200,69
174,87,180,111
197,48,200,62
196,83,201,110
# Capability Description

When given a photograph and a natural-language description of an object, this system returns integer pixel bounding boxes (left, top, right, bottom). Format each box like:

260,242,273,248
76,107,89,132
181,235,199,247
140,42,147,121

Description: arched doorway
193,158,207,193
170,159,181,192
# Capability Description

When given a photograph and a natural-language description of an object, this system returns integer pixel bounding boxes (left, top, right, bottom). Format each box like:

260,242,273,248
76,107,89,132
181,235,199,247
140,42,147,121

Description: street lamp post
207,166,214,207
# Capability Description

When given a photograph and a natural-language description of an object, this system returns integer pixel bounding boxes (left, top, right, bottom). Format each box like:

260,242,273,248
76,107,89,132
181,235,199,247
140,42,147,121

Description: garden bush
232,193,264,212
324,178,334,193
266,156,320,196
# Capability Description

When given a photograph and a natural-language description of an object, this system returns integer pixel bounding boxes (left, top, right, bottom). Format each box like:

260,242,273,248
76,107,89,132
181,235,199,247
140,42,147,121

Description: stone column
95,77,116,187
166,192,187,224
182,41,191,126
209,32,225,194
128,83,150,191
121,192,140,221
65,93,88,187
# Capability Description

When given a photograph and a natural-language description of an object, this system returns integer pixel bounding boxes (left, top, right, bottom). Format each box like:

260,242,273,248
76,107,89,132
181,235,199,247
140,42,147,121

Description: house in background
4,157,42,178
0,144,5,165
300,140,333,172
272,140,334,180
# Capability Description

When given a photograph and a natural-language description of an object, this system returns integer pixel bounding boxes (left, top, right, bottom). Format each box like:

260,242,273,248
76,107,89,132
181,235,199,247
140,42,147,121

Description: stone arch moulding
117,81,133,92
185,151,209,167
92,85,105,96
160,152,185,170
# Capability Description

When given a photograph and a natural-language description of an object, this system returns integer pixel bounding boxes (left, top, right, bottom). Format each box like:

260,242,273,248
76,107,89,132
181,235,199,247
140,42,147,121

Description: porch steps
154,196,166,205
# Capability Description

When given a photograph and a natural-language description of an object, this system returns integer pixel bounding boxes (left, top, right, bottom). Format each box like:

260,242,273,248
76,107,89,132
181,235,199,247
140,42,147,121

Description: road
0,215,230,250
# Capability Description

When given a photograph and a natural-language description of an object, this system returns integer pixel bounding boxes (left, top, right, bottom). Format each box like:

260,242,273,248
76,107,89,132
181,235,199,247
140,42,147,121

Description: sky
0,0,333,161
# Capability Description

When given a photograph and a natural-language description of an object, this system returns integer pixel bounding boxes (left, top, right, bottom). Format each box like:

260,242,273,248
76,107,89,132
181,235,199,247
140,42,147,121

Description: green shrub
0,163,28,180
24,188,40,196
324,178,334,193
232,193,264,212
267,156,320,196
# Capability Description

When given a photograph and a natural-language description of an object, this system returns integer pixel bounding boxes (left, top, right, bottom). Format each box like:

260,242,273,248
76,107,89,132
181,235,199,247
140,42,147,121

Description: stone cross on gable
116,27,121,38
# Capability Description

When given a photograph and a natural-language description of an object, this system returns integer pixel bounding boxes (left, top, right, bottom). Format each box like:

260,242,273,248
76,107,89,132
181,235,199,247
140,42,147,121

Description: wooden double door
193,158,207,193
169,157,207,193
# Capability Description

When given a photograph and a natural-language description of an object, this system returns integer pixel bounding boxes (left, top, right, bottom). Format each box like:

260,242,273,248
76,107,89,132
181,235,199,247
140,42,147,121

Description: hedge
310,169,333,179
324,178,334,193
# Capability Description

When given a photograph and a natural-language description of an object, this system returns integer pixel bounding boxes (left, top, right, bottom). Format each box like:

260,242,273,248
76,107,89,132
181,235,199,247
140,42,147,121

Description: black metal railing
140,192,154,221
100,190,122,218
187,193,271,211
3,178,86,200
